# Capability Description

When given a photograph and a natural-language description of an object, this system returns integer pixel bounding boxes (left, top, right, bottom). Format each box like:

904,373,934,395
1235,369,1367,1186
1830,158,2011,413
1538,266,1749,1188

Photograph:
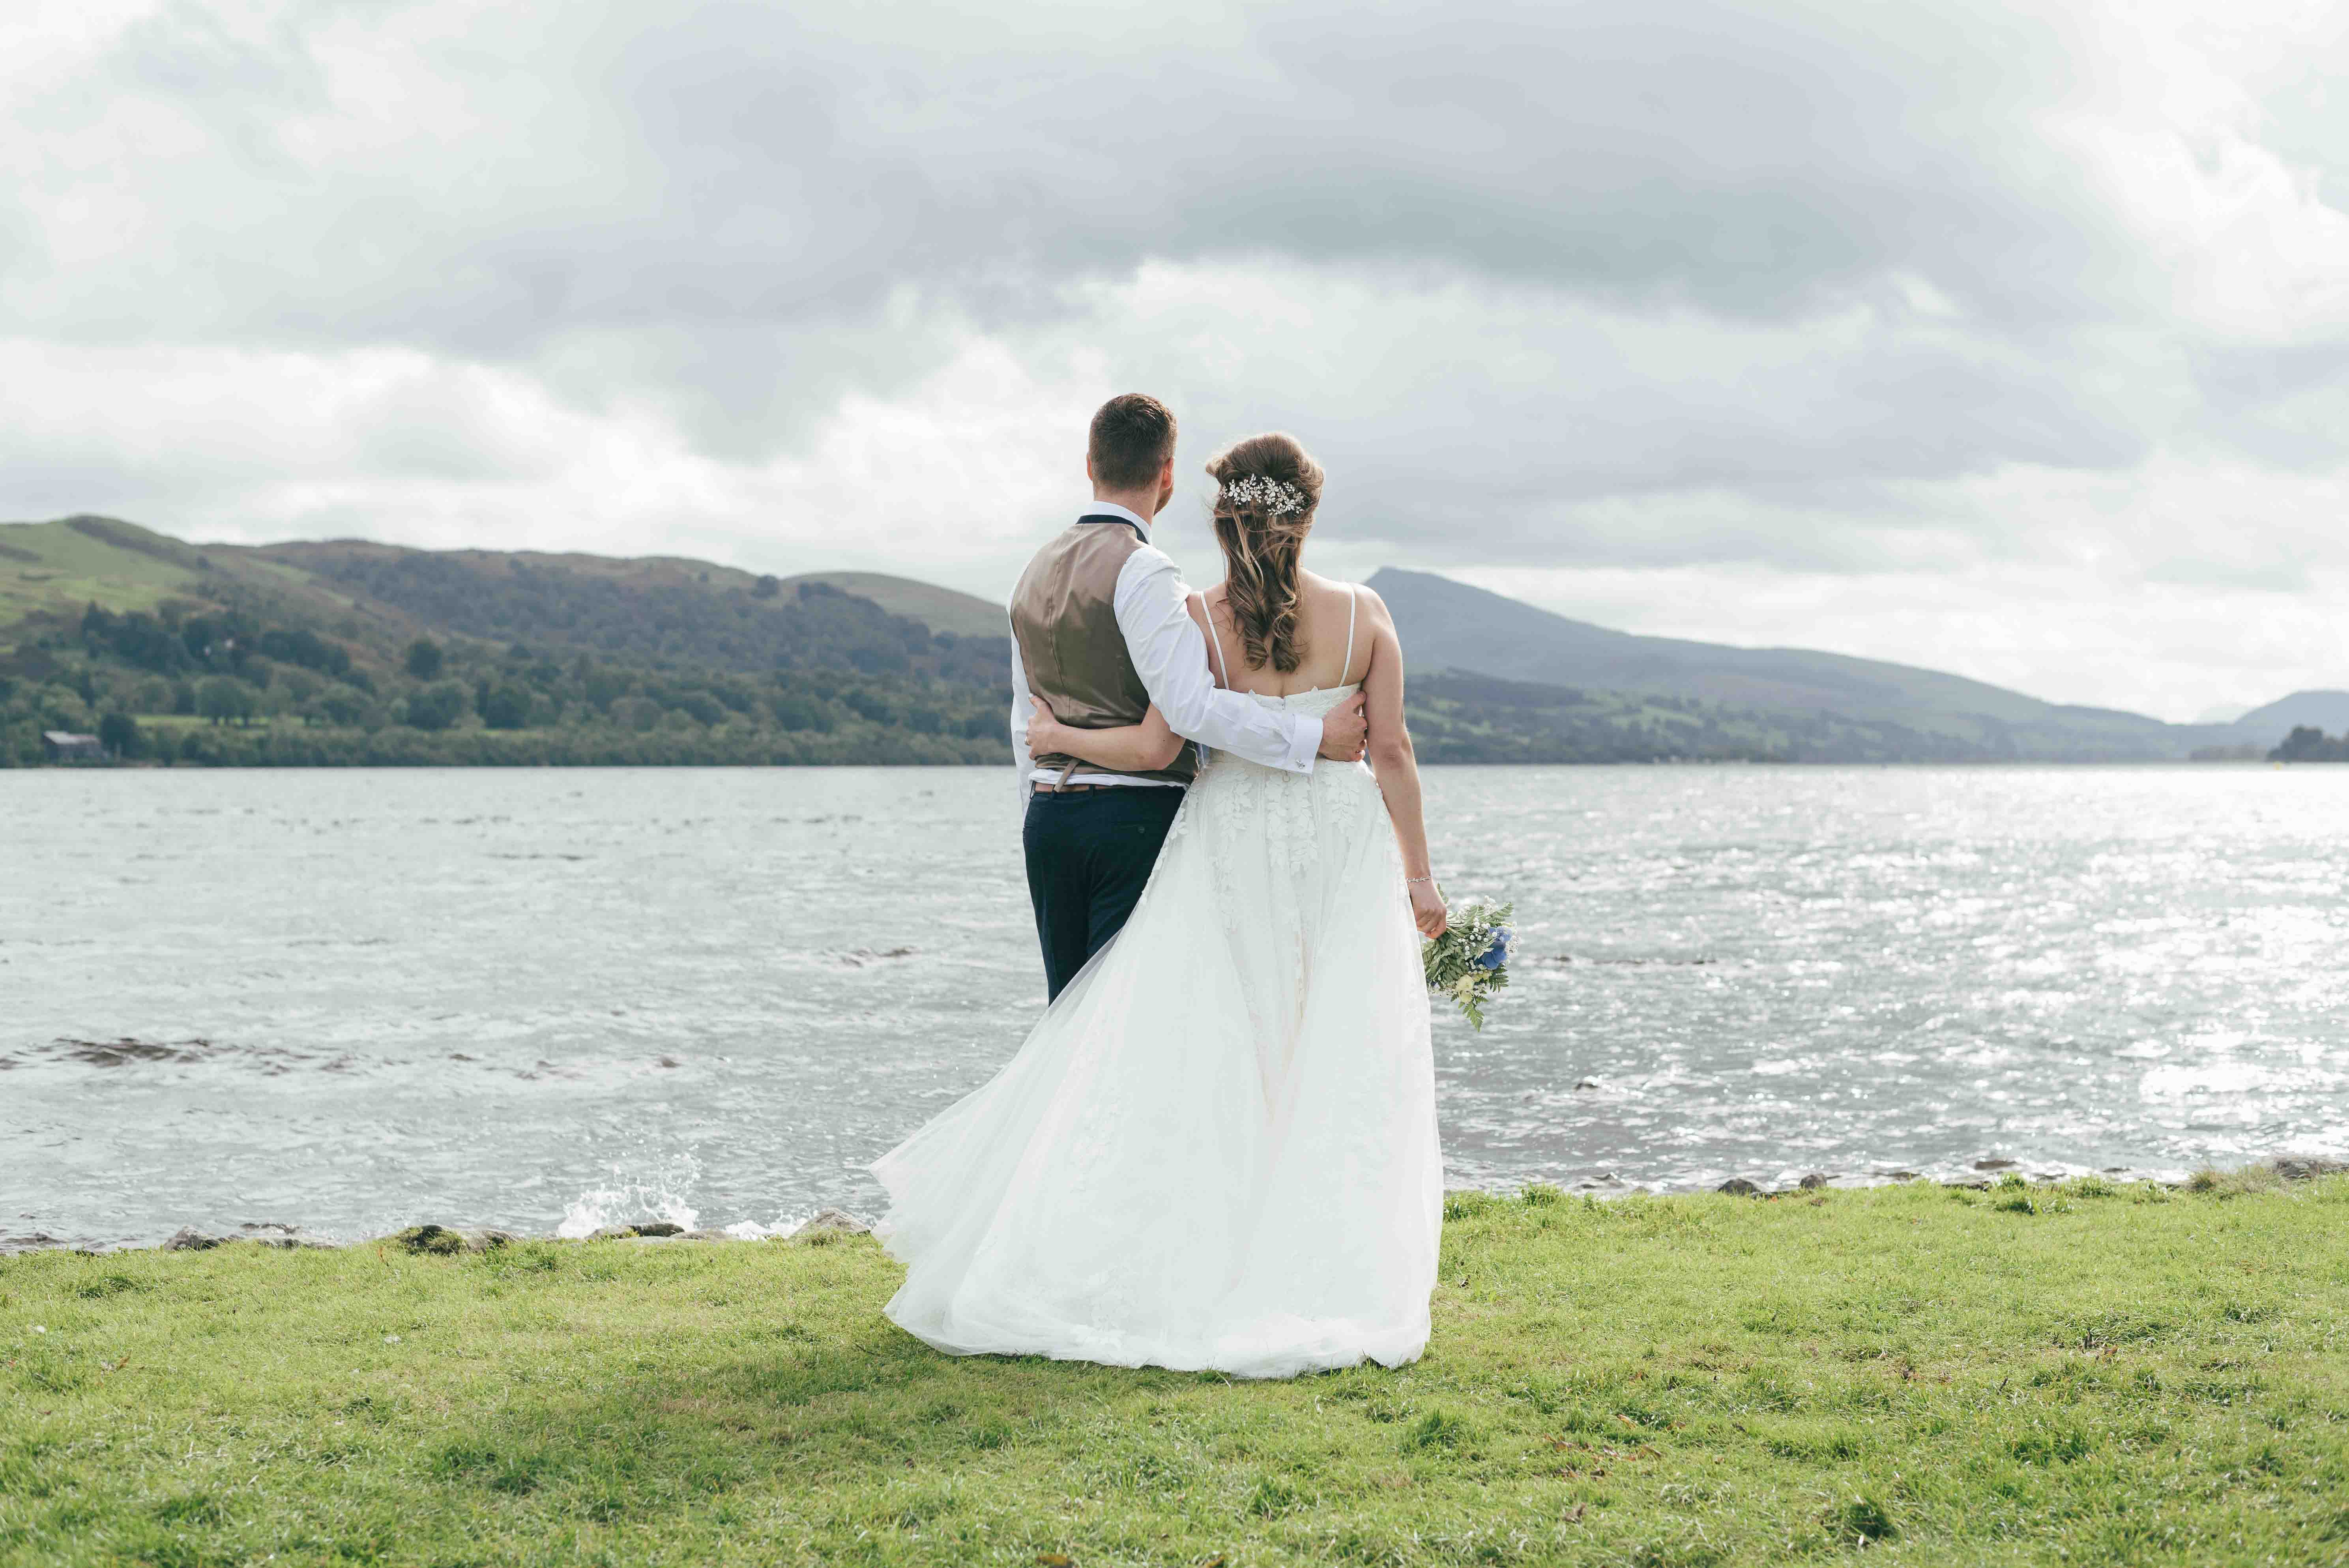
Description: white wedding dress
872,678,1441,1379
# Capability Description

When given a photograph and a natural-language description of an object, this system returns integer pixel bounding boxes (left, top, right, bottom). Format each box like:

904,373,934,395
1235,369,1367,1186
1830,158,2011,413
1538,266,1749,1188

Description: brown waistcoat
1011,517,1197,785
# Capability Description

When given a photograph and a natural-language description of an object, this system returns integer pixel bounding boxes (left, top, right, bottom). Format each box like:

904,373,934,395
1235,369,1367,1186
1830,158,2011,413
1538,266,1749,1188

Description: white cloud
2,0,2346,718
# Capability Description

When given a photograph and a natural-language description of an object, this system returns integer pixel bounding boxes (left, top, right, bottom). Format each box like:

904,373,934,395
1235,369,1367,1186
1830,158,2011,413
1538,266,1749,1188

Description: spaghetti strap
1339,585,1359,687
1204,596,1232,690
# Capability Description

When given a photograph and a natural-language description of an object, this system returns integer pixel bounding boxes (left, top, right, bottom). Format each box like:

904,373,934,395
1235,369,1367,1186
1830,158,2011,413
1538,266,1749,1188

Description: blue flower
1475,927,1512,971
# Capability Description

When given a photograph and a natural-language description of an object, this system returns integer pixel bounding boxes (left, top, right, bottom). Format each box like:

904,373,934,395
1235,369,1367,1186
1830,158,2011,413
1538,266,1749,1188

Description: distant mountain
251,538,1005,686
0,517,1011,767
9,516,2335,769
0,518,1005,659
1406,669,2018,765
2229,691,2349,749
1368,567,2246,762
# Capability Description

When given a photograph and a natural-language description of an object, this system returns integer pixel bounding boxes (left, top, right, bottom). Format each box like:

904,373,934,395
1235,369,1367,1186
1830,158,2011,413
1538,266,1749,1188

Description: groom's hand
1316,692,1368,761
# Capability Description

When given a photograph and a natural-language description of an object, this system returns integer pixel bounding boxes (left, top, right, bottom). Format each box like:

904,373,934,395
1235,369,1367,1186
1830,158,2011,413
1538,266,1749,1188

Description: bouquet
1422,898,1514,1029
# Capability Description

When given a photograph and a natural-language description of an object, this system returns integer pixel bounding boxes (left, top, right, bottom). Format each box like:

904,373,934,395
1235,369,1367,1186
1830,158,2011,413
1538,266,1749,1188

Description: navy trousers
1022,785,1186,1001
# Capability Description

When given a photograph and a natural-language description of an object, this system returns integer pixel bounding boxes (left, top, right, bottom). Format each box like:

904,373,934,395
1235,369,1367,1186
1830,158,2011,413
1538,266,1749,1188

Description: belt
1036,756,1102,795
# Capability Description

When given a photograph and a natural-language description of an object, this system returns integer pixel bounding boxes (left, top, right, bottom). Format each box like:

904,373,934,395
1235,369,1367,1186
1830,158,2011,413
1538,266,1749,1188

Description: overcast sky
6,1,2346,719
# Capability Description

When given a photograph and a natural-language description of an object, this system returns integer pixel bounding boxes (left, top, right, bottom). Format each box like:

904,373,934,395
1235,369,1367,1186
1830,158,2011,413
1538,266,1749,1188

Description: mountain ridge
0,518,1010,652
1363,567,2271,761
2230,689,2349,743
4,516,2330,766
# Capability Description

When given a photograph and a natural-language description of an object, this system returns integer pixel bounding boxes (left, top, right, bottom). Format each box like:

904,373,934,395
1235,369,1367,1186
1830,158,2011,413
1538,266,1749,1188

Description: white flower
384,1333,401,1343
30,1325,45,1334
1221,474,1307,517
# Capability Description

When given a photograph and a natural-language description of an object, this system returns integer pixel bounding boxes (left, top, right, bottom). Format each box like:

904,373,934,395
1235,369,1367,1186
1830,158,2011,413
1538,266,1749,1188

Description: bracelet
1406,875,1435,885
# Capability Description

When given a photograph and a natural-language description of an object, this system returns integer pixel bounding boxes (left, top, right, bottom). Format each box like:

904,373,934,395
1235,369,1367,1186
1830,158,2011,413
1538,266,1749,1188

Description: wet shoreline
13,1160,2343,1256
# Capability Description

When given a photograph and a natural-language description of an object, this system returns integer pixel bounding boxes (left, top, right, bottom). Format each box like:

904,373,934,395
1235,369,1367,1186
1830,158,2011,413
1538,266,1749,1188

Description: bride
871,432,1448,1379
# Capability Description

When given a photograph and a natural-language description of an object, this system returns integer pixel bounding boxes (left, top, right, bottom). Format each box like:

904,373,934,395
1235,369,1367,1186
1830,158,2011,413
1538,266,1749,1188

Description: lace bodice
1235,683,1360,716
1202,684,1362,772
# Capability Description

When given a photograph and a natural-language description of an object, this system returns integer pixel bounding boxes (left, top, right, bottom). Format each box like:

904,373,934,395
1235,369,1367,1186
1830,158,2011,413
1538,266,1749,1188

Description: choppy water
4,764,2345,1251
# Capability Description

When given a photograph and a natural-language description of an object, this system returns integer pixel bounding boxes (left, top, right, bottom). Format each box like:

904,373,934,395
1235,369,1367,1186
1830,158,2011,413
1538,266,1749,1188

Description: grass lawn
4,1176,2345,1566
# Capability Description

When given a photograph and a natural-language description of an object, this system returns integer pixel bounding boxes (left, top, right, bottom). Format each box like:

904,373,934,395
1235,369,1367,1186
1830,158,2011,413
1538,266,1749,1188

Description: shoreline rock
587,1222,694,1241
790,1208,872,1238
31,1158,2349,1257
390,1224,477,1255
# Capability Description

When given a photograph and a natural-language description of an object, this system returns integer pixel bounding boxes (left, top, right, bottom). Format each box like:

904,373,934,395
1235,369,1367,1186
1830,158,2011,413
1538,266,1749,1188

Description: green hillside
0,517,214,625
782,571,1004,640
1407,671,2000,764
247,539,1005,687
0,518,1013,768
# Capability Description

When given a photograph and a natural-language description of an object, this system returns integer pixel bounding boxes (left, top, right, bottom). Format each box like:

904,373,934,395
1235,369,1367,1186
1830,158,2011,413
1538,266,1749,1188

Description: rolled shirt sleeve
1007,620,1037,808
1113,548,1317,773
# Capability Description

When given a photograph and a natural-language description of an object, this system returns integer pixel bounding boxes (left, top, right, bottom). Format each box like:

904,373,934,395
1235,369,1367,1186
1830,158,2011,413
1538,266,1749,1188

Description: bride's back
1197,432,1372,699
1203,573,1367,697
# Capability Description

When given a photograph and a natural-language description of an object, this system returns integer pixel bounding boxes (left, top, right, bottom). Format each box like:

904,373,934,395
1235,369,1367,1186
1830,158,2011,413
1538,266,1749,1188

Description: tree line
0,598,1012,767
2269,726,2349,762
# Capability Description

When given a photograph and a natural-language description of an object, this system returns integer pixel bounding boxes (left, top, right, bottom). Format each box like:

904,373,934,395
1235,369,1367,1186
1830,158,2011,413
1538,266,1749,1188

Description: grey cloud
1031,268,2158,573
597,0,2126,328
3,0,2346,599
2185,341,2349,470
11,6,2156,374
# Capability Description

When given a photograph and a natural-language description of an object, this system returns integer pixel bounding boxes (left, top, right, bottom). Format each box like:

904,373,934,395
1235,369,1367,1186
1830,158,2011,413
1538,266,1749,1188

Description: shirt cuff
1280,712,1319,773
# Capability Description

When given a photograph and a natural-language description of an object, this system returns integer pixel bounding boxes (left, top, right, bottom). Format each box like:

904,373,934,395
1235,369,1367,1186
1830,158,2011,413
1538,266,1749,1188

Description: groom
1008,393,1369,999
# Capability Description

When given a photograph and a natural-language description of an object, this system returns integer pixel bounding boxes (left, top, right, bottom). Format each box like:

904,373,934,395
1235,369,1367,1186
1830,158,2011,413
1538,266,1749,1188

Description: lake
5,764,2345,1250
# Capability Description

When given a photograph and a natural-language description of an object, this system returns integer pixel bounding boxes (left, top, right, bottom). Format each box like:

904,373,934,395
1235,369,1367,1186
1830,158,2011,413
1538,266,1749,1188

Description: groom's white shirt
1009,501,1320,792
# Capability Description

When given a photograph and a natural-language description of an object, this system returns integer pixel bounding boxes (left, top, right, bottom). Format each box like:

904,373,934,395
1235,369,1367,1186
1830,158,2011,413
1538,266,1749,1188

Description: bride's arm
1358,589,1447,938
1026,698,1184,773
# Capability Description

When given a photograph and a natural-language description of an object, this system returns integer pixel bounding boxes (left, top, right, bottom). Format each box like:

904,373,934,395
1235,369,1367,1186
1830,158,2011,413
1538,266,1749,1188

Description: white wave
555,1154,703,1238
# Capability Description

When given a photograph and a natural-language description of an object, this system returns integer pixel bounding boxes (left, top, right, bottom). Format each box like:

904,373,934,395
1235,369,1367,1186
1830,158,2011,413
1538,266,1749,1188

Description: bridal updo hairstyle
1206,432,1325,675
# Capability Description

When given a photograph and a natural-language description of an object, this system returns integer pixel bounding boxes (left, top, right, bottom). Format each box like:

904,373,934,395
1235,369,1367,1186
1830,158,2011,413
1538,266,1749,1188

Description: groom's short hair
1088,394,1177,490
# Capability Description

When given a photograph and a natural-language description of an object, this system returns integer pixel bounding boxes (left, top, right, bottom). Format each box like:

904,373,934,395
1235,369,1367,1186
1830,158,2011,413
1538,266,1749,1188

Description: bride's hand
1409,880,1447,939
1027,697,1076,756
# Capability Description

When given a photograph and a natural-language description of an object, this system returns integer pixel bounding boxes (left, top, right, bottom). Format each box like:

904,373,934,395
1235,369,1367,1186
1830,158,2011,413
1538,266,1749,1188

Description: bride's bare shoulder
1298,571,1389,618
1295,570,1360,608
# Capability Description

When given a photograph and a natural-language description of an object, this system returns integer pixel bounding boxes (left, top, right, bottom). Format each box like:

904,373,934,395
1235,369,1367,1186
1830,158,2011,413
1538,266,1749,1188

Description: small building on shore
41,730,106,762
